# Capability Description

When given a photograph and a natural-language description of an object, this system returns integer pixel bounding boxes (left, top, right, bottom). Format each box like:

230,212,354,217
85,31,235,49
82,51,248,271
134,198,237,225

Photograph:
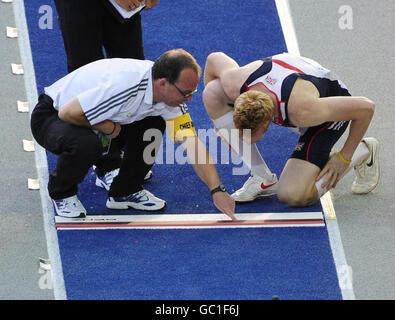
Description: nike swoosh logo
261,182,276,190
366,152,374,167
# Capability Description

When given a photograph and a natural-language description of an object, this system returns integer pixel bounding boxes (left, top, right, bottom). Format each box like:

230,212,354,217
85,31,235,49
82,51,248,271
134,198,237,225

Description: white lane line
275,0,355,300
275,0,300,55
13,0,67,300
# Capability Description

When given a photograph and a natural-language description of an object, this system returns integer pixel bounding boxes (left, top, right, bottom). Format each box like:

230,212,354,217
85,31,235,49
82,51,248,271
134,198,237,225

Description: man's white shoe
231,174,278,202
95,168,119,191
52,195,87,218
95,168,153,191
106,189,166,211
352,137,380,194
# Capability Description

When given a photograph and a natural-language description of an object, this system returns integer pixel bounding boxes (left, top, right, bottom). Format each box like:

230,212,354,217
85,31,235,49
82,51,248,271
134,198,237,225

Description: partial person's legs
46,127,102,200
31,95,102,199
278,120,379,207
277,159,321,207
54,0,105,72
109,117,165,196
102,11,145,60
31,95,102,217
279,137,379,207
106,117,167,211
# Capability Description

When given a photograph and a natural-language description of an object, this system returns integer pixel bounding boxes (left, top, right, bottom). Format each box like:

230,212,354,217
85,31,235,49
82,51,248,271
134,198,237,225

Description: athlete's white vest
245,53,348,134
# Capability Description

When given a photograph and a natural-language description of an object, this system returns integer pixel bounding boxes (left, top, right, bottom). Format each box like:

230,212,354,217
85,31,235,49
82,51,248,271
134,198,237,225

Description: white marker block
6,26,18,38
22,139,35,152
11,63,24,75
28,178,40,190
17,100,29,113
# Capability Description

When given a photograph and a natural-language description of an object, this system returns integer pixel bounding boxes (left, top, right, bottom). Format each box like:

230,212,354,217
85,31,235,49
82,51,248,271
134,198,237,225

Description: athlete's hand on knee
212,192,236,221
316,153,349,190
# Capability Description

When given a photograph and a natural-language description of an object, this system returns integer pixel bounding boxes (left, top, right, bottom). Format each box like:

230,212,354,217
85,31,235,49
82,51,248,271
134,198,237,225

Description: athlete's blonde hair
233,90,274,135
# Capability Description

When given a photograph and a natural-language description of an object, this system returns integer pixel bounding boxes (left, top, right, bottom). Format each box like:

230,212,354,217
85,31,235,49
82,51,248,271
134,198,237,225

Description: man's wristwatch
210,184,226,195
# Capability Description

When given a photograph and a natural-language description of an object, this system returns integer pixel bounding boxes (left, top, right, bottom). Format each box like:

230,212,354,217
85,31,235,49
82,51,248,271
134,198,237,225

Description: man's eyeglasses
170,82,198,98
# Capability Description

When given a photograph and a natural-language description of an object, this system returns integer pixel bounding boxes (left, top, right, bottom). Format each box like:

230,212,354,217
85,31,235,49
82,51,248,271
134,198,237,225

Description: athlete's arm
289,79,374,159
204,52,267,102
58,97,121,138
317,96,374,158
204,52,240,86
181,136,236,220
315,95,374,189
203,52,252,119
289,79,375,189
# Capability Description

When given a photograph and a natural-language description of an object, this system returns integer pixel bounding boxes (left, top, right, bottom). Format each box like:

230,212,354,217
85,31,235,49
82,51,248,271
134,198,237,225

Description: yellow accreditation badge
166,113,197,143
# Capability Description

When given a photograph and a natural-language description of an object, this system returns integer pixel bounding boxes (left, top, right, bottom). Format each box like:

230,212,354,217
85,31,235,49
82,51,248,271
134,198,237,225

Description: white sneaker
231,174,278,202
52,195,87,218
352,137,380,194
95,168,153,191
95,168,119,191
106,189,166,211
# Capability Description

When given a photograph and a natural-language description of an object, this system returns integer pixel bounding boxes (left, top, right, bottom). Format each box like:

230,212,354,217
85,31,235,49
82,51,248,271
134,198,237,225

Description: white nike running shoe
231,174,278,202
352,137,380,194
106,189,166,211
52,195,87,218
95,168,153,191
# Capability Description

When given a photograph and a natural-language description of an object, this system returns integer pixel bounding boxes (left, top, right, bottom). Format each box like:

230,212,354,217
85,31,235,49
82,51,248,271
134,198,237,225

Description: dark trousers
31,94,165,200
54,0,145,73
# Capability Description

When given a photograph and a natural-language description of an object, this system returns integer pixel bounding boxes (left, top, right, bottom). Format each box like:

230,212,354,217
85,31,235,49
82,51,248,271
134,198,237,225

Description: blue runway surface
25,0,343,299
58,228,341,300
